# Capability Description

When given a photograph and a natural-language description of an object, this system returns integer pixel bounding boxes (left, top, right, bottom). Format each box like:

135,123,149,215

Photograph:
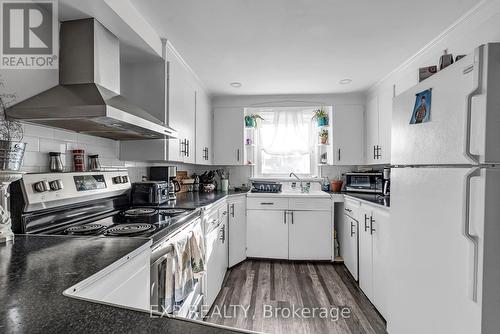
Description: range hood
7,19,176,140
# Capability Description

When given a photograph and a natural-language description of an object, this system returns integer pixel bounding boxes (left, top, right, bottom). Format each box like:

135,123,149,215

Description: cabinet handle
364,214,370,232
338,148,341,161
231,203,235,217
373,146,376,160
260,202,274,205
284,211,287,224
291,211,294,224
370,216,376,235
345,208,352,213
350,222,356,237
237,149,240,162
186,140,190,157
377,145,382,159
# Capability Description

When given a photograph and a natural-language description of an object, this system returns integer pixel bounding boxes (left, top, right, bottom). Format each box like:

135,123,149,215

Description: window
246,106,328,177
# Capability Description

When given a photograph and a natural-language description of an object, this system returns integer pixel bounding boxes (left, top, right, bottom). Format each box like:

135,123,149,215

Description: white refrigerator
389,43,500,334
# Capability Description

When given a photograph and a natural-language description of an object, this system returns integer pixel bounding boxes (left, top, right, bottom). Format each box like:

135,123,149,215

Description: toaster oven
344,172,383,194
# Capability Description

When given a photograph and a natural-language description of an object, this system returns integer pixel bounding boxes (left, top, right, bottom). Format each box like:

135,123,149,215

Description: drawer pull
260,202,274,205
345,208,352,212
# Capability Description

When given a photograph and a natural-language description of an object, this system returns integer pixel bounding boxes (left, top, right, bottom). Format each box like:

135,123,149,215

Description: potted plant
244,114,264,128
312,107,329,126
319,129,328,144
0,95,25,171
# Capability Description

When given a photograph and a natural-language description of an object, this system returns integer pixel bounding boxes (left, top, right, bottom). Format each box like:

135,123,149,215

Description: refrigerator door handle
464,45,483,164
463,167,481,302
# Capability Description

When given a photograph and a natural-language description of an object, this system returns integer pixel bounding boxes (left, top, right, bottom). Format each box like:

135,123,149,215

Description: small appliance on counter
131,181,170,206
149,166,180,200
251,181,282,193
344,171,383,194
383,166,390,196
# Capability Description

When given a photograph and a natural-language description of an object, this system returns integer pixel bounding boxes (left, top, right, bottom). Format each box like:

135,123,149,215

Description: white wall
367,0,500,100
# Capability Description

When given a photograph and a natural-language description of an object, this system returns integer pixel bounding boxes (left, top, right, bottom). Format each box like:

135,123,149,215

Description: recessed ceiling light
339,79,352,85
230,82,242,88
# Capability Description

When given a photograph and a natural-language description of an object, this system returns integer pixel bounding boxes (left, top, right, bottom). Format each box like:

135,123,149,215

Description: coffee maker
149,166,180,201
383,167,391,196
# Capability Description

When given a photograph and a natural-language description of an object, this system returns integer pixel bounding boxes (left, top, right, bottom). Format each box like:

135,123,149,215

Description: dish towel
173,234,194,306
160,250,175,313
189,221,206,281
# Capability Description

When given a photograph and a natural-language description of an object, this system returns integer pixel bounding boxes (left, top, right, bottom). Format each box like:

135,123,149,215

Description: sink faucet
289,172,304,192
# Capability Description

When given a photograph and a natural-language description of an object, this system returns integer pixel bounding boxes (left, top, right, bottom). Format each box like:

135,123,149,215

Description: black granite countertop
158,190,248,210
341,192,390,208
0,235,241,334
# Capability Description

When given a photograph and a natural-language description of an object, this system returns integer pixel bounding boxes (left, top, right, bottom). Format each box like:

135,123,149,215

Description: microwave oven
344,172,383,194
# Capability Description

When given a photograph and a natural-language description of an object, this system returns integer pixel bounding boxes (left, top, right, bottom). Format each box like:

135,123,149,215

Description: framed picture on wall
410,89,432,124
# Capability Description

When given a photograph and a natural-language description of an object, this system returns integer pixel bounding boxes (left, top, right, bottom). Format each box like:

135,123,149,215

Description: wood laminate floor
204,260,387,334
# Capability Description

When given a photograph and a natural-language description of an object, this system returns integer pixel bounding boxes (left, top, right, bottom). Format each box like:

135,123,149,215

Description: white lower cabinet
339,198,360,280
288,210,332,260
359,206,374,300
371,206,390,319
228,196,247,267
246,197,333,260
246,209,288,259
358,202,390,319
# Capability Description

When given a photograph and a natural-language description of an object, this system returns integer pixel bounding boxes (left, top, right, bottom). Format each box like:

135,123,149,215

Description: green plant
319,129,328,138
245,114,264,128
312,107,328,120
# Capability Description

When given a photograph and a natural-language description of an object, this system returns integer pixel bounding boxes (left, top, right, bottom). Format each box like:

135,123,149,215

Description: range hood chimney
7,19,177,140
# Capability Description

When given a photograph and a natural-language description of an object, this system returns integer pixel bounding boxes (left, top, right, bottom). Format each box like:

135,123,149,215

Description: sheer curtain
256,107,317,176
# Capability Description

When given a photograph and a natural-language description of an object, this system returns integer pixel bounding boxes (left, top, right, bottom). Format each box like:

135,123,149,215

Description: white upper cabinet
365,90,392,165
166,46,196,163
213,107,244,165
333,105,365,165
120,42,204,163
366,95,380,164
378,88,392,164
195,85,212,165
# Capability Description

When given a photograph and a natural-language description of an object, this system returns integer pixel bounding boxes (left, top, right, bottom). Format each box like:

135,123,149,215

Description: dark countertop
0,235,241,334
158,190,248,210
331,192,390,208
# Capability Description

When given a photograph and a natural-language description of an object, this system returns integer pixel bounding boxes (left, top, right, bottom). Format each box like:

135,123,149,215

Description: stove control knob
49,179,63,191
113,176,122,184
122,176,128,183
34,180,50,193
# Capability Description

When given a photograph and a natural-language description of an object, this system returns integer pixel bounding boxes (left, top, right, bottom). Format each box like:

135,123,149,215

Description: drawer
247,197,289,210
288,198,332,211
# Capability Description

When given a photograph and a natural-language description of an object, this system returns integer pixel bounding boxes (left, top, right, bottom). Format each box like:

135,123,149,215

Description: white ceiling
131,0,480,96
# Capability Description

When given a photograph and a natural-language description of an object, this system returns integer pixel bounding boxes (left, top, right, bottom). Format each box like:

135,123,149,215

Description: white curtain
256,107,317,175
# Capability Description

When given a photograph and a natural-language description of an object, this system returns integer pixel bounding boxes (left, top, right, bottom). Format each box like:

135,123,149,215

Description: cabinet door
228,197,247,267
371,206,390,319
288,210,332,260
340,213,359,280
333,105,364,165
213,107,244,165
246,210,288,259
195,88,212,165
358,207,374,301
378,88,392,164
166,47,196,163
365,95,379,164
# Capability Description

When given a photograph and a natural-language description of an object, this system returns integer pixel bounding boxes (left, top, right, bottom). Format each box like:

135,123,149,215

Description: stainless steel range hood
7,19,176,140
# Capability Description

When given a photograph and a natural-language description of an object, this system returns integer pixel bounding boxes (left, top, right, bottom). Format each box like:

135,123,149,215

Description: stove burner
122,208,158,217
159,209,188,216
104,223,157,236
65,224,106,235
